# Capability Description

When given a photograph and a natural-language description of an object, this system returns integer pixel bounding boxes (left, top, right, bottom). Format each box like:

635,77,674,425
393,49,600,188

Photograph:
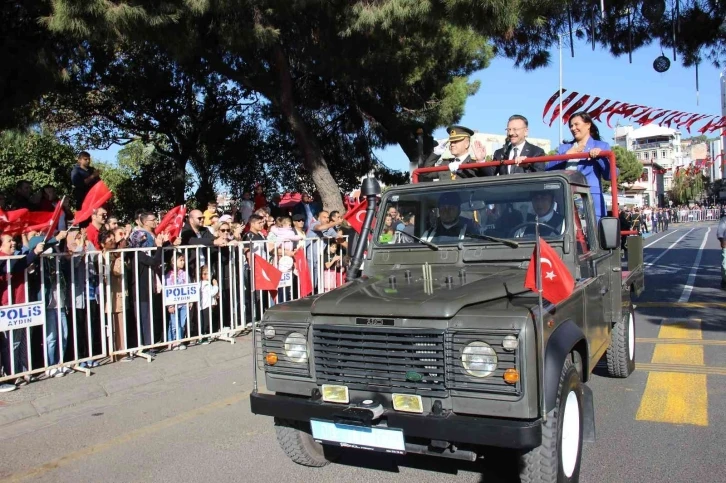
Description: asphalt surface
0,220,724,483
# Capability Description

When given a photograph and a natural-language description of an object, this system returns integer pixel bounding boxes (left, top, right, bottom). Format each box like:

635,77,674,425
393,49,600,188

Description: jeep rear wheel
274,418,341,467
606,303,636,378
519,357,584,483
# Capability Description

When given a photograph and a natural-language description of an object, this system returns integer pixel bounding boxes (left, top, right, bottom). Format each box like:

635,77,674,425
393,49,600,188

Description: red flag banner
155,205,187,242
72,181,113,225
43,196,66,242
1,211,54,237
0,208,29,231
253,254,283,293
524,238,575,305
343,199,368,234
293,248,313,298
542,89,726,134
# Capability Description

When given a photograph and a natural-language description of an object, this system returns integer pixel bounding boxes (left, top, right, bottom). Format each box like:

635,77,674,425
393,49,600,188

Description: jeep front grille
313,325,446,394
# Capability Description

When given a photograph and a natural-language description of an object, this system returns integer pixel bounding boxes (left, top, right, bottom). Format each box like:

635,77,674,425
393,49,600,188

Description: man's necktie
508,147,518,175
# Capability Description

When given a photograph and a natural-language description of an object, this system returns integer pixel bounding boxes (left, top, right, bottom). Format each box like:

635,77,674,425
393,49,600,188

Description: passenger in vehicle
546,111,613,221
513,190,564,237
423,192,479,241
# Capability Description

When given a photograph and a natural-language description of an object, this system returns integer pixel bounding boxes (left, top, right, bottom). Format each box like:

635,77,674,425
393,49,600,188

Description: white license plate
310,419,406,454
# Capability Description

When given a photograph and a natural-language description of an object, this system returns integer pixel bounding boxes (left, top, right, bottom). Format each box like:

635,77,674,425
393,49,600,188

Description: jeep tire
519,357,584,483
274,418,341,467
606,303,636,378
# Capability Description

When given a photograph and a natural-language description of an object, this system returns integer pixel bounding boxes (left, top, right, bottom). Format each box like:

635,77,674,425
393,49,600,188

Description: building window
641,169,649,182
652,151,657,159
661,150,667,158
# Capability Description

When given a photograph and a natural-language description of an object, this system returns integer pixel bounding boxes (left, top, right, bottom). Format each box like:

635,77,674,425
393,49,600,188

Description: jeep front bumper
250,392,542,450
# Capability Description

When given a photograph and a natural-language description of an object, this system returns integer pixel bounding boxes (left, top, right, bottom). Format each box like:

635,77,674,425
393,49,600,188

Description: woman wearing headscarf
546,112,614,221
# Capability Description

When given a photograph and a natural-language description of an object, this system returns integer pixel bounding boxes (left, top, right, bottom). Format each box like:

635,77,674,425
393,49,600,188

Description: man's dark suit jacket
483,141,546,176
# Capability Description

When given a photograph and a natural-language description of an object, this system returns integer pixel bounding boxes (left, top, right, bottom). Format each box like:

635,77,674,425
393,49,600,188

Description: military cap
447,125,474,141
438,191,461,207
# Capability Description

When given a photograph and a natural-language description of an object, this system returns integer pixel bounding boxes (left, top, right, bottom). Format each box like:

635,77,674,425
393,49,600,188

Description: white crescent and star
539,257,556,280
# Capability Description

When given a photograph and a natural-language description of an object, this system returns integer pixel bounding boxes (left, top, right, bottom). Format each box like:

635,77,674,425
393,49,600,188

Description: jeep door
572,191,609,364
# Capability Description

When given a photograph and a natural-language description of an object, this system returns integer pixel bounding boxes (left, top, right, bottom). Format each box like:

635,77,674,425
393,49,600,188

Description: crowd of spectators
0,152,360,393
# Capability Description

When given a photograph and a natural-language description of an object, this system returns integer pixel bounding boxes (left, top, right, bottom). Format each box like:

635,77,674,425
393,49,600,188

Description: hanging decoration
695,59,700,106
642,0,666,21
567,5,575,57
671,4,677,61
627,5,633,64
591,4,596,51
653,55,671,72
542,89,726,134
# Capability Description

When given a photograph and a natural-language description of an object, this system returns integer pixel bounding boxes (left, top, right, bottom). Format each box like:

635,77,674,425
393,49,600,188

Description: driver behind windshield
521,190,564,237
423,192,480,241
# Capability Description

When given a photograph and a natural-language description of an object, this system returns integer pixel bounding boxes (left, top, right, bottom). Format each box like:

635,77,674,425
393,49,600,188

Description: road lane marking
637,337,726,346
635,319,708,426
643,229,680,248
0,390,251,483
638,363,726,376
636,302,726,308
678,227,711,303
644,228,696,267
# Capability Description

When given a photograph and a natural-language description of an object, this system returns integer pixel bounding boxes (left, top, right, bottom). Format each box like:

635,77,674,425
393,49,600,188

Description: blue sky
90,40,724,176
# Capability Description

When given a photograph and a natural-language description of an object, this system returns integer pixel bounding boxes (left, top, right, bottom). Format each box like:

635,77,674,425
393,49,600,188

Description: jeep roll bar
411,151,638,236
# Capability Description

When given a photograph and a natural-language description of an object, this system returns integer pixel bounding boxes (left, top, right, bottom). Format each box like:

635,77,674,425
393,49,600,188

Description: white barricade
1,249,106,384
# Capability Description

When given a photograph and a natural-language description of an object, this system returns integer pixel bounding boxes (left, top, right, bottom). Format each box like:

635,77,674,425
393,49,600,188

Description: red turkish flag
253,254,283,292
0,208,29,230
524,238,574,305
1,211,54,236
42,196,66,242
293,248,313,298
155,205,187,242
72,181,113,224
343,199,368,234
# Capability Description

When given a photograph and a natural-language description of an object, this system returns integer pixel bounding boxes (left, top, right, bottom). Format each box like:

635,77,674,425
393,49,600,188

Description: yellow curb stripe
638,363,726,377
636,319,708,426
637,338,726,346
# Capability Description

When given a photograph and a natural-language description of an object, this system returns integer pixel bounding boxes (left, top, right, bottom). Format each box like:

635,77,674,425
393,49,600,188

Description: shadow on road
333,447,521,482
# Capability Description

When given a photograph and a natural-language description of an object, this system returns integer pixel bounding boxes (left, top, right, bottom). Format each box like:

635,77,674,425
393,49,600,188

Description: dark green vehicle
250,154,644,482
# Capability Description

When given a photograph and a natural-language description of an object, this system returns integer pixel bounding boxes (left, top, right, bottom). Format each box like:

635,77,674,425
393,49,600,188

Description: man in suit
485,115,546,176
419,125,484,182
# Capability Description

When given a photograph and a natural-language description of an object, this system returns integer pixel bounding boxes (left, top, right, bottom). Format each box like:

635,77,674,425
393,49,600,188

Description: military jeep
250,153,644,482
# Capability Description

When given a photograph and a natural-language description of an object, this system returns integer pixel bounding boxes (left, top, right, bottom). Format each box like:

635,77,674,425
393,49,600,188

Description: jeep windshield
376,180,567,246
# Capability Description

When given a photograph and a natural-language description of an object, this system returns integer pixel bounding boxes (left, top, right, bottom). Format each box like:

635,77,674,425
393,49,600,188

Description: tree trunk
271,44,344,213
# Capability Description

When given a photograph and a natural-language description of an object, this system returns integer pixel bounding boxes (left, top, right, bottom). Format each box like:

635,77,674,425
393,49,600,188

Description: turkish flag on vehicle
72,181,113,225
42,196,66,242
155,205,187,242
253,254,282,293
293,248,313,298
524,238,574,305
343,199,368,233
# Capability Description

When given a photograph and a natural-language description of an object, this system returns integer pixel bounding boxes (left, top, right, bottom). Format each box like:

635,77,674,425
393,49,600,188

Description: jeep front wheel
519,357,584,483
274,418,341,467
606,303,636,378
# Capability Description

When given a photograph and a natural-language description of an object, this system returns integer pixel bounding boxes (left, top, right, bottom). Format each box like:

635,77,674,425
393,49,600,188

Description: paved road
0,221,724,483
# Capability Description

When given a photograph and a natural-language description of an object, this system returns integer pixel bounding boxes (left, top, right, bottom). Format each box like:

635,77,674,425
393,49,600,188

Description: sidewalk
0,333,254,428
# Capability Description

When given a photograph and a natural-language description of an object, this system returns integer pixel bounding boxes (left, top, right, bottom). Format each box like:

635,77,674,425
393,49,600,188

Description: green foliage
602,145,642,192
99,140,194,222
0,130,76,204
669,171,707,205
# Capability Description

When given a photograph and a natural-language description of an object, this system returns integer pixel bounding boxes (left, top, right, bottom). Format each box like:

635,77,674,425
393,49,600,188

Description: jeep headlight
461,341,498,377
284,332,308,363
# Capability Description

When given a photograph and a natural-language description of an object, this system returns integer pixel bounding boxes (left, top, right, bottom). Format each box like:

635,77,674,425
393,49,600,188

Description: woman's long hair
564,111,601,144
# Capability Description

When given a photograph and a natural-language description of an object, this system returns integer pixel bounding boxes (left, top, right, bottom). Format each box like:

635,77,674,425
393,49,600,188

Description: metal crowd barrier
0,235,349,383
1,251,106,384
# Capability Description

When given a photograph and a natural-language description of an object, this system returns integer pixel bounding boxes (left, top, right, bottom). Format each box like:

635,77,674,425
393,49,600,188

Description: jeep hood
310,266,528,319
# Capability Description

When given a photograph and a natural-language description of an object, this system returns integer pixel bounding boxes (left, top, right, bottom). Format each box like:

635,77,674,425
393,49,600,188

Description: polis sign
0,302,45,332
163,283,200,306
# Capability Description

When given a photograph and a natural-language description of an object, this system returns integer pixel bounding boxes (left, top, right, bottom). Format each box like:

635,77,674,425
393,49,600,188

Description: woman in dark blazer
547,112,614,221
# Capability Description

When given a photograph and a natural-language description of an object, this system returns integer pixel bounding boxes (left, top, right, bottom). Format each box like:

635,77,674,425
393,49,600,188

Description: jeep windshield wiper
395,229,440,251
466,233,520,249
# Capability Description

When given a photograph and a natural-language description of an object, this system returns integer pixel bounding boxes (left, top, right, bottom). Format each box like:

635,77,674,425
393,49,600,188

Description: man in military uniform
515,190,564,237
423,192,479,240
419,126,485,182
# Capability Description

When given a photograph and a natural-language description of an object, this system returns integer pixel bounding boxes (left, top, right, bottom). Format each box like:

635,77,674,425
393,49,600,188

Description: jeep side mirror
598,217,620,250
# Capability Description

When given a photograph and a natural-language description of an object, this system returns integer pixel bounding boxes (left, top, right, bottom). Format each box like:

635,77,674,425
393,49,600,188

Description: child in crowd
166,252,188,350
199,265,219,344
323,239,344,292
268,216,303,254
